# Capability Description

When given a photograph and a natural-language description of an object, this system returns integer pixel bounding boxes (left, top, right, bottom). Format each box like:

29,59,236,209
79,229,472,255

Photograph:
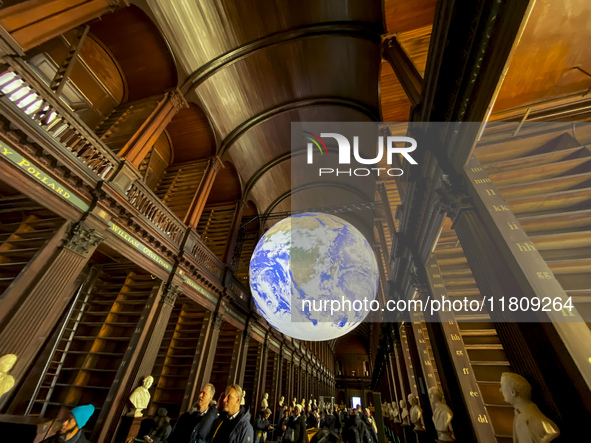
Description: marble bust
241,390,246,405
261,392,269,408
408,393,424,430
292,397,297,407
279,396,284,407
0,354,17,400
400,399,410,426
391,401,401,423
129,375,154,417
428,387,454,441
500,372,559,443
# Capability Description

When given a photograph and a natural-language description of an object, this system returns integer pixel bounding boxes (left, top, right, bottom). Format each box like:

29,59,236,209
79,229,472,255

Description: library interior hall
0,0,590,442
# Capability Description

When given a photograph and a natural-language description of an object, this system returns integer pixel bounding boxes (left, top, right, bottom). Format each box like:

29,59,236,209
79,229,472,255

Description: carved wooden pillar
286,356,293,401
223,200,246,265
94,281,170,442
181,309,214,412
118,89,188,168
377,183,397,241
442,159,591,437
405,319,437,439
227,328,245,385
0,221,103,409
196,313,224,388
236,329,252,387
126,284,181,392
254,337,269,415
184,156,224,228
0,0,128,54
393,336,410,403
381,35,423,107
273,350,283,413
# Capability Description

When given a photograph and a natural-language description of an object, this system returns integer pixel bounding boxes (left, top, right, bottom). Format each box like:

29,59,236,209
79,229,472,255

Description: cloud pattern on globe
249,212,379,341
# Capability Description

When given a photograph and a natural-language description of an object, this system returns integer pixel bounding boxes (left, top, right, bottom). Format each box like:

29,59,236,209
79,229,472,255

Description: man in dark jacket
343,409,367,443
254,408,274,443
293,405,307,443
42,404,95,443
207,384,254,443
169,383,218,443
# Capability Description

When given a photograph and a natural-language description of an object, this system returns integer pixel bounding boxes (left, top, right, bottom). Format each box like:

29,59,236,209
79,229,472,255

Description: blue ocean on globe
249,212,379,341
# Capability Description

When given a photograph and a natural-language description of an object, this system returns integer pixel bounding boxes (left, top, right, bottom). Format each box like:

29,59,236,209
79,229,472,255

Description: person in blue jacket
207,384,254,443
42,404,95,443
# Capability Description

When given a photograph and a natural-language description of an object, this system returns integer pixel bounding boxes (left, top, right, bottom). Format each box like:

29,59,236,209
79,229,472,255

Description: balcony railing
0,56,242,291
0,57,120,179
189,236,225,281
126,179,186,246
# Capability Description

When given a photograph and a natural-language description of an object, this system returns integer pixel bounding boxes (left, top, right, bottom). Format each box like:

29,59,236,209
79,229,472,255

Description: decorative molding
435,174,474,223
169,88,189,111
63,222,104,256
163,284,181,306
213,313,225,330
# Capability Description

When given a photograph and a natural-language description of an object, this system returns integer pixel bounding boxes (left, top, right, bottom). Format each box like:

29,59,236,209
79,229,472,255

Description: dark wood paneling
89,5,177,102
167,103,216,164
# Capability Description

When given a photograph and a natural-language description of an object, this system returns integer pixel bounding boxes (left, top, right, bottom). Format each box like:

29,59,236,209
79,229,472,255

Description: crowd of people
41,384,381,443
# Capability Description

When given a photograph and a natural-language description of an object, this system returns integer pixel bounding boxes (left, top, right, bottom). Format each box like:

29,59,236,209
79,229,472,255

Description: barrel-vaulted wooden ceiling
145,0,394,240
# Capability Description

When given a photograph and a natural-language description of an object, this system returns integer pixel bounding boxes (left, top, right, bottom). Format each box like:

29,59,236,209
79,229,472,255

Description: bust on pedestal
0,354,17,400
241,390,246,406
128,376,154,417
261,393,269,409
292,398,297,407
408,394,424,431
428,387,454,442
391,401,401,423
500,372,559,443
278,396,284,408
400,399,410,426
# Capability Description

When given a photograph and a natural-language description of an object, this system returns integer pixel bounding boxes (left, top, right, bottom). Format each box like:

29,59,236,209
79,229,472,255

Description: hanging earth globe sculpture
249,212,379,341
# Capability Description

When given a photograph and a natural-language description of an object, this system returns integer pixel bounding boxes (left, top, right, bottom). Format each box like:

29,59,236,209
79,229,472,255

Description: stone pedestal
402,425,415,443
115,416,143,443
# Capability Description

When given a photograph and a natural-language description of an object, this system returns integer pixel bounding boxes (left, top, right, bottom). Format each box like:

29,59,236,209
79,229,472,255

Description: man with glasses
169,384,218,443
207,384,253,443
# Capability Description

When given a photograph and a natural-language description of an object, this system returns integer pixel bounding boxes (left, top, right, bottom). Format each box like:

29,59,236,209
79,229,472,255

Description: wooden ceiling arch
205,161,243,206
217,97,379,157
89,5,178,102
148,0,383,228
166,102,216,164
181,22,382,94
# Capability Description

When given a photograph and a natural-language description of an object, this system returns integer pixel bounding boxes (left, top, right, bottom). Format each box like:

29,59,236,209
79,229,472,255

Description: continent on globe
249,212,379,341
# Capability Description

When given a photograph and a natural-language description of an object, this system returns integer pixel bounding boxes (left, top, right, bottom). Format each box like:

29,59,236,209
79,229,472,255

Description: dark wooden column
273,350,283,414
94,281,164,442
196,313,224,388
118,89,188,168
0,221,103,409
103,283,182,439
404,321,437,439
181,309,214,412
227,328,245,385
253,336,269,414
393,336,411,403
236,329,252,387
442,159,591,438
0,0,127,53
423,254,496,442
223,200,246,265
184,156,224,229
